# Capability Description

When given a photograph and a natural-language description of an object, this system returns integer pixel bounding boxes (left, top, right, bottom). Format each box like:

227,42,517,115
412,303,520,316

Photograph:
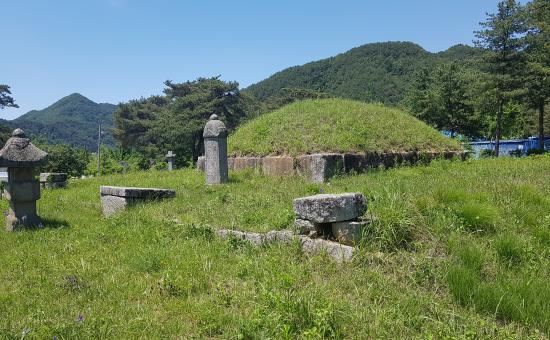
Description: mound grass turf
1,155,549,338
229,98,462,157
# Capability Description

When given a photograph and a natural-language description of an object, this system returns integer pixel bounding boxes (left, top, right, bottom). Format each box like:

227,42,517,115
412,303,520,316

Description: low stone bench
293,193,368,246
40,173,68,189
100,186,175,216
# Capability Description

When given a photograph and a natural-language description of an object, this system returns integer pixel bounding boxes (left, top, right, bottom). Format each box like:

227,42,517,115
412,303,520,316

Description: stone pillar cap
0,129,48,167
203,114,227,138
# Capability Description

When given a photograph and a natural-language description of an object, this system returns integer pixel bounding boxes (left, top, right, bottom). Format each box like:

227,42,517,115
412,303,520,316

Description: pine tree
523,0,550,150
475,0,527,156
0,85,19,109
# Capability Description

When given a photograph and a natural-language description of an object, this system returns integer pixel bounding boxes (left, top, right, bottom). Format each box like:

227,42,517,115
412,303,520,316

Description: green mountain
3,93,116,150
244,42,482,105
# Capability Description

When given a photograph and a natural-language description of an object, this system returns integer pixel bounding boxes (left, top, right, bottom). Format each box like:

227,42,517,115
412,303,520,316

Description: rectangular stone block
230,157,263,171
40,173,68,183
297,153,344,183
332,220,367,246
293,193,367,223
100,186,175,199
42,182,68,189
101,195,130,217
262,156,294,176
100,186,175,216
299,236,354,263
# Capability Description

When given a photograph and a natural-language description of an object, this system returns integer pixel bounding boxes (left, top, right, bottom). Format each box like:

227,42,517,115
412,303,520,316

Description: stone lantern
203,114,228,184
0,129,48,230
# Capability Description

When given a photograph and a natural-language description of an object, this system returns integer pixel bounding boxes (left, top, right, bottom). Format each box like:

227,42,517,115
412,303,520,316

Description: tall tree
475,0,527,156
404,64,480,137
0,85,19,109
523,0,550,150
113,77,254,164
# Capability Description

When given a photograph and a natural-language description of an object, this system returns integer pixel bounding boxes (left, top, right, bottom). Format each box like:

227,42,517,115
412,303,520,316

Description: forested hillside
245,42,482,105
2,93,116,150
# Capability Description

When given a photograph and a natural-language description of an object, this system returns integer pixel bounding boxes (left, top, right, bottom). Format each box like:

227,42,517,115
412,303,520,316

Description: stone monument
203,114,228,184
0,129,48,230
165,151,176,171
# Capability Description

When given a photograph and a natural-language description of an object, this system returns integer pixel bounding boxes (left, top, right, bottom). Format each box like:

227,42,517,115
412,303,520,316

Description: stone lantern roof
203,114,227,138
0,129,48,167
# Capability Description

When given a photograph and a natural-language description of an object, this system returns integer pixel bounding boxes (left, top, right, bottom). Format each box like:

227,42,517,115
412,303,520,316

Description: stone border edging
198,151,465,182
216,229,354,263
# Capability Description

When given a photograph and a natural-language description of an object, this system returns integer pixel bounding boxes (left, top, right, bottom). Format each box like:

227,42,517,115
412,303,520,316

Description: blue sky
2,0,505,120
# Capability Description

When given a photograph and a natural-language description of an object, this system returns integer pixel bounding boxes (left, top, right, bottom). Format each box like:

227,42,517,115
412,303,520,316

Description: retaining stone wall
197,151,465,183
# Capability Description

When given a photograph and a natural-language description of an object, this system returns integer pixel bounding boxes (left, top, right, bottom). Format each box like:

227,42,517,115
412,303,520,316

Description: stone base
5,211,43,231
101,195,131,217
332,220,367,246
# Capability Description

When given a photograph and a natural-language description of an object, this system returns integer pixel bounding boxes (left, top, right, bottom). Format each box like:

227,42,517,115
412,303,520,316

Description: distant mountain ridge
2,93,116,150
244,41,482,105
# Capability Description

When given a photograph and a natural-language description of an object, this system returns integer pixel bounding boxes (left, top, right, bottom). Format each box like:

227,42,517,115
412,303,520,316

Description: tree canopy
113,77,255,165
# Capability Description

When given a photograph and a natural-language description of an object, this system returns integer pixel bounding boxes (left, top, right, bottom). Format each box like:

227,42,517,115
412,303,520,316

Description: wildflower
75,314,85,324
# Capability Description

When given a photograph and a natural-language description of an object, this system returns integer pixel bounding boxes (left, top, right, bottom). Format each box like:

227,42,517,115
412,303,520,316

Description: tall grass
0,155,549,337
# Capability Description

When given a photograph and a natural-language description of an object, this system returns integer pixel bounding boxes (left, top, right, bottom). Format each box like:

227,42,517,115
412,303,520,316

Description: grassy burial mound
229,98,462,157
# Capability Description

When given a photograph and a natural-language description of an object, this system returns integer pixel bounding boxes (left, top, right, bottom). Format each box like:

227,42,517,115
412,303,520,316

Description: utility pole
97,124,101,176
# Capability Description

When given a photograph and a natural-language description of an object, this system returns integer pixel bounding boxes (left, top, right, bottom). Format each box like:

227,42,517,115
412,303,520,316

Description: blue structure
469,136,550,158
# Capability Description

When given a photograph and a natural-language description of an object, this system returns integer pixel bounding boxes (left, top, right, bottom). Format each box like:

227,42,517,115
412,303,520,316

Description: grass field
228,98,462,157
1,155,549,338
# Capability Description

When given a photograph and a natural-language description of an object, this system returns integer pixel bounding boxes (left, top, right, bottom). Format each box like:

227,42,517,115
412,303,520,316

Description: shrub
480,149,496,158
526,148,546,156
39,143,90,177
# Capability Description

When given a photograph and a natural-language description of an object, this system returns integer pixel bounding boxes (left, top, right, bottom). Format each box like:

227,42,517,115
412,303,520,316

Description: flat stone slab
40,172,68,182
100,186,175,216
100,186,175,199
293,193,366,223
40,173,68,189
216,229,295,246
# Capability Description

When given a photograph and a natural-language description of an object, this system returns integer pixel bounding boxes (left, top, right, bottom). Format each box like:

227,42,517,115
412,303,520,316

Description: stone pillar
5,168,42,229
0,129,48,230
203,114,228,184
165,151,176,171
